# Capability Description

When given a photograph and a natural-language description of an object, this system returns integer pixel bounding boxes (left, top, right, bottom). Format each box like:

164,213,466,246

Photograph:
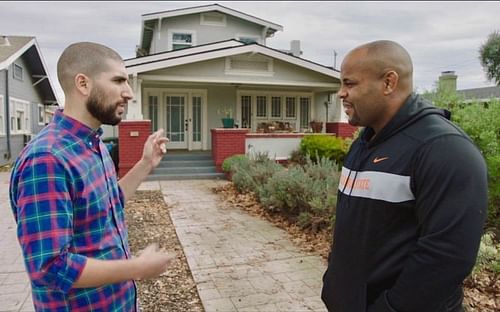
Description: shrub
450,99,500,230
231,155,282,194
221,154,248,173
300,134,347,165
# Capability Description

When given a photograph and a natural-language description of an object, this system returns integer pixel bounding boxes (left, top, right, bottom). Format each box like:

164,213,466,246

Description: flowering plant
219,106,233,118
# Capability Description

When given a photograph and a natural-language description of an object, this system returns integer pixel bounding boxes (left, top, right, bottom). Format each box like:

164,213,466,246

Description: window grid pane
241,96,252,128
286,97,296,118
300,97,310,129
271,97,281,118
192,96,202,142
256,96,267,117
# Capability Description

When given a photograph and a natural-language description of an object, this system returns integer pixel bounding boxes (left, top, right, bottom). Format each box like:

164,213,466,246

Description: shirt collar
53,109,103,147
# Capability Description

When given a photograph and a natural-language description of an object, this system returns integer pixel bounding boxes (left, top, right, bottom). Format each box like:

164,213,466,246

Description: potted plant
219,107,234,128
310,120,323,133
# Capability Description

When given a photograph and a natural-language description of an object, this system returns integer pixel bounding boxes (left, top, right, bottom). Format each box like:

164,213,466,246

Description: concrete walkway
140,180,328,312
1,172,328,312
0,172,34,312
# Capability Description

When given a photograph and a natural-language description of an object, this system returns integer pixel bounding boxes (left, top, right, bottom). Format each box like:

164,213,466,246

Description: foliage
299,134,348,165
231,154,282,194
479,30,500,85
221,154,248,173
468,231,500,289
257,156,340,232
451,99,500,230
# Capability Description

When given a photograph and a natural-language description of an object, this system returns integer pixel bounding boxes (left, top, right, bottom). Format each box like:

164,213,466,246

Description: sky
1,1,499,103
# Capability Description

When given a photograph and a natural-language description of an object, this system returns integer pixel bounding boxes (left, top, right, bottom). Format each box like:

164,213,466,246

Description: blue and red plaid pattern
10,110,137,311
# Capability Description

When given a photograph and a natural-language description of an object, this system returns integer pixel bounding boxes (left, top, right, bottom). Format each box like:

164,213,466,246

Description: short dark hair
57,42,123,93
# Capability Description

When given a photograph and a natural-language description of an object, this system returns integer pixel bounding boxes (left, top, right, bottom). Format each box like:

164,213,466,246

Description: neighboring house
0,35,60,166
437,70,500,104
122,3,347,152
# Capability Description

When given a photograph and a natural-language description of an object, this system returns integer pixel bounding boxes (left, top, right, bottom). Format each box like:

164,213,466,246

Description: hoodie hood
361,93,451,147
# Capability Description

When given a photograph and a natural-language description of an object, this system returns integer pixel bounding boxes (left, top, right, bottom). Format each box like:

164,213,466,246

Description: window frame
168,29,196,51
13,63,23,81
9,97,31,134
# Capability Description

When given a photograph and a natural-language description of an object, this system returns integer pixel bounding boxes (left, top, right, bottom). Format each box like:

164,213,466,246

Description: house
119,3,354,175
0,35,60,166
437,70,500,104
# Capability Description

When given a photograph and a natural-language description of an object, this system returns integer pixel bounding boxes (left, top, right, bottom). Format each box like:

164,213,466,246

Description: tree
479,31,500,85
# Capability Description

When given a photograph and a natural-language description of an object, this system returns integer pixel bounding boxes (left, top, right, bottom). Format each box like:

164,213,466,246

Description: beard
86,86,123,126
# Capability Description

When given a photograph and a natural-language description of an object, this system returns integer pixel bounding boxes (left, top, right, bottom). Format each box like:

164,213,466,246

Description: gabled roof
0,36,34,68
140,3,283,56
126,41,340,80
0,35,60,105
457,85,500,101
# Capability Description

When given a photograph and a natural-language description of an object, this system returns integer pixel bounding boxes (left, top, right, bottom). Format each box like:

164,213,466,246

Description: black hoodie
321,93,488,312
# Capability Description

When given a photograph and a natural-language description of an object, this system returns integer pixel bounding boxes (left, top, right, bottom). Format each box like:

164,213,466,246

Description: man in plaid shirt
10,42,173,311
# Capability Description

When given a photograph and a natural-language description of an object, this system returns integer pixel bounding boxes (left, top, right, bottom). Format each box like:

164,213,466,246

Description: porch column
127,73,143,120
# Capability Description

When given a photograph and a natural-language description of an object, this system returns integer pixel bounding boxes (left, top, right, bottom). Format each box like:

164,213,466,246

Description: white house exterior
123,3,345,151
0,36,60,166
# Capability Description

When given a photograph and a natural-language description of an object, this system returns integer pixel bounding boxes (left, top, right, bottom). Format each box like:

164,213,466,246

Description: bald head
345,40,413,93
57,42,123,94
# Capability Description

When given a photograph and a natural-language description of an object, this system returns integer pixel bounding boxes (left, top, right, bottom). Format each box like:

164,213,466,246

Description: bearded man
10,42,172,311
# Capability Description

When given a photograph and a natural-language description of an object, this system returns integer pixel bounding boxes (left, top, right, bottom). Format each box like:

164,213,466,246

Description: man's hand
141,129,169,170
135,243,176,280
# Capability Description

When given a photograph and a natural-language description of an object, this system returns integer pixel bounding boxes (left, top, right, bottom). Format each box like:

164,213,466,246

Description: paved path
140,180,328,312
0,172,34,312
2,173,328,312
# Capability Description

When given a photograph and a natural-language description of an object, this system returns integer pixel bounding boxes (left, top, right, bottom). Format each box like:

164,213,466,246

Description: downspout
4,68,11,160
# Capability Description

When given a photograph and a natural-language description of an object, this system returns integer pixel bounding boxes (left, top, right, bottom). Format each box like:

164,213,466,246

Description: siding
152,13,264,54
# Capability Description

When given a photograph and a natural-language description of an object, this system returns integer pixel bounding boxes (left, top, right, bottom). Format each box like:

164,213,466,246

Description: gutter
4,68,11,160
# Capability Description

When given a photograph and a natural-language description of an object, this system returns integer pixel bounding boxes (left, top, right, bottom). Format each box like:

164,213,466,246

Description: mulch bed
126,191,204,312
212,183,499,312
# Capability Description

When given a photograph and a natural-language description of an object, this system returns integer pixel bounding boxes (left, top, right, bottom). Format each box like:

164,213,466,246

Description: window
299,97,311,129
148,95,158,132
38,104,45,125
200,12,226,26
9,98,30,134
171,31,195,50
256,96,267,117
241,95,252,128
285,97,296,118
13,63,23,81
271,96,281,118
0,95,4,134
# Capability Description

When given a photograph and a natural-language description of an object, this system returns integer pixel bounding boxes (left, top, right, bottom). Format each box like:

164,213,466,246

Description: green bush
258,157,340,231
221,154,248,173
231,155,282,194
450,99,500,230
299,134,347,165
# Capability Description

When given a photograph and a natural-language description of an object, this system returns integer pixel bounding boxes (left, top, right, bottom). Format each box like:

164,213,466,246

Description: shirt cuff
47,252,87,293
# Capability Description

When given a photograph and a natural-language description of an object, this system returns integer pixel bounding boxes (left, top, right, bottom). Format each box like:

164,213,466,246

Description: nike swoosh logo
373,156,389,164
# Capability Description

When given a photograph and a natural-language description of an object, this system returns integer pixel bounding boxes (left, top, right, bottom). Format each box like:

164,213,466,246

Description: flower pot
222,118,234,128
310,121,323,133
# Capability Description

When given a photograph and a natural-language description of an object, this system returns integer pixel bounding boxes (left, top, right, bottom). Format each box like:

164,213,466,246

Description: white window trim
13,63,23,81
235,34,261,45
9,97,31,135
200,12,226,27
167,29,197,51
37,103,45,125
0,95,4,136
236,90,314,131
224,56,274,77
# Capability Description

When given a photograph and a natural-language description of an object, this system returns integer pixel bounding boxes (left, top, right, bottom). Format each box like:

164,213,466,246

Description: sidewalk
1,172,328,311
0,172,34,312
140,180,328,311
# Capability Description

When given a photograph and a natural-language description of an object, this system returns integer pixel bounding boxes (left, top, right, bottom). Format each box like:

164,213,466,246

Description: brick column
325,122,358,138
211,128,250,172
118,120,151,178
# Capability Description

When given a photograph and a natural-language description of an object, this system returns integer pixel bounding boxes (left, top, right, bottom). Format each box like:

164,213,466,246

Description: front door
165,94,187,149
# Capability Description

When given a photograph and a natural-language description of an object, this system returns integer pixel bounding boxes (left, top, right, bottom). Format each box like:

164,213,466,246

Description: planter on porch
222,118,235,128
310,121,323,133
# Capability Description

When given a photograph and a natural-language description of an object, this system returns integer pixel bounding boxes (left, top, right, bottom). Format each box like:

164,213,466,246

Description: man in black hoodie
321,40,488,312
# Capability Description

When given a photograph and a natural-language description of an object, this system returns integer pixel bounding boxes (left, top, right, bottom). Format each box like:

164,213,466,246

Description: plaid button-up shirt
10,110,136,311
